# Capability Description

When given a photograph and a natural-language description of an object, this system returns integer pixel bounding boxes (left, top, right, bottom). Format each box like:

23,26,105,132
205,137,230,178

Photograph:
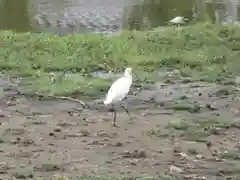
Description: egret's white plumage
104,68,132,105
104,67,133,127
169,16,187,24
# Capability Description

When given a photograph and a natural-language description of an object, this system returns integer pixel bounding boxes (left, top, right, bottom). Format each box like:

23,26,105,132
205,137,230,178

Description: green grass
148,118,232,142
2,22,240,97
20,72,111,97
50,176,177,180
221,151,240,161
15,175,177,180
167,100,201,113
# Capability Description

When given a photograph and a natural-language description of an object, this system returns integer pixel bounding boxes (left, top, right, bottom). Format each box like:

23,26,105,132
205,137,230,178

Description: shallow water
0,0,240,34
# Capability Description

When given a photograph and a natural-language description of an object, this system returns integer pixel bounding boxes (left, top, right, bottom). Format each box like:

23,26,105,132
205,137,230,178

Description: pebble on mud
173,146,182,153
206,141,212,148
185,175,207,180
179,152,188,159
211,149,219,156
88,140,104,145
79,130,90,137
135,149,146,158
115,142,123,147
54,127,61,132
49,132,55,136
187,148,197,155
206,103,217,110
195,154,204,160
122,149,147,158
169,165,183,174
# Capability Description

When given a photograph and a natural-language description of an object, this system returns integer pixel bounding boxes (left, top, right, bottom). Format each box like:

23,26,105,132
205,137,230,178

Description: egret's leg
120,104,133,120
112,109,117,126
111,107,120,127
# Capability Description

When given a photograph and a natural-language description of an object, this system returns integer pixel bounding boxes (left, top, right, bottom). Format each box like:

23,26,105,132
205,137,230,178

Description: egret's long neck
124,73,132,81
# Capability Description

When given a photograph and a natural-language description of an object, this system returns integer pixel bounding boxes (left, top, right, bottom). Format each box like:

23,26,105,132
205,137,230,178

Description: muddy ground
0,77,240,180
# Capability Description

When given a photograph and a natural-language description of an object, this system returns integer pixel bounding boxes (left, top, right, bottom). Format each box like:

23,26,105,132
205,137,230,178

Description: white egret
104,67,133,127
169,16,187,25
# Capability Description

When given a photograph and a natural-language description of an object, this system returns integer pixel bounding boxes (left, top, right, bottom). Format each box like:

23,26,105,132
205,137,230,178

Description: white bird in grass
169,16,187,25
104,67,133,127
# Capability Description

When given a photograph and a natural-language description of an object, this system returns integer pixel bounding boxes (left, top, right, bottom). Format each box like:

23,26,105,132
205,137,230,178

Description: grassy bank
1,23,240,97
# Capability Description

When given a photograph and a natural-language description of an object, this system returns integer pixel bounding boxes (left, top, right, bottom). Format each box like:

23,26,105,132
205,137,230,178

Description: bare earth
0,78,240,179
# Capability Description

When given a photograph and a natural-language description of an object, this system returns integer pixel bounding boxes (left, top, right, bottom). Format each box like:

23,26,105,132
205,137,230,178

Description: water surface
0,0,240,34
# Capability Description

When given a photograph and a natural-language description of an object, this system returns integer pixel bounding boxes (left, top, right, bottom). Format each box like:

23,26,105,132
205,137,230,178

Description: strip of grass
11,173,177,180
1,23,240,96
148,117,234,142
52,176,176,180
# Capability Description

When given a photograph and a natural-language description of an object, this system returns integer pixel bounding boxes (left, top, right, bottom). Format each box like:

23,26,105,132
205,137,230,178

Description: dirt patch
0,79,240,179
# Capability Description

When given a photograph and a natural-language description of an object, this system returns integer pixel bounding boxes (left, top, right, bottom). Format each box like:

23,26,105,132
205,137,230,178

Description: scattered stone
195,154,204,160
184,174,198,179
187,148,197,155
105,160,112,164
88,140,104,145
159,102,165,107
206,103,217,110
79,130,90,137
164,79,175,84
209,127,221,135
135,149,146,158
67,111,74,116
122,150,131,158
48,148,56,153
14,138,35,147
173,146,182,153
211,149,219,156
194,176,207,180
54,127,61,132
0,113,6,118
49,132,55,136
156,150,163,153
0,163,11,174
115,142,123,147
206,141,212,148
169,165,183,174
96,131,108,137
31,120,46,125
129,160,137,166
122,149,146,158
179,95,188,100
179,152,188,159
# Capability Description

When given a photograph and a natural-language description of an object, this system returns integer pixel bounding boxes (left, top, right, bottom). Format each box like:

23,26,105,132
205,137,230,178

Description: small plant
221,151,240,161
37,162,61,172
166,119,193,130
169,100,200,113
147,128,173,138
